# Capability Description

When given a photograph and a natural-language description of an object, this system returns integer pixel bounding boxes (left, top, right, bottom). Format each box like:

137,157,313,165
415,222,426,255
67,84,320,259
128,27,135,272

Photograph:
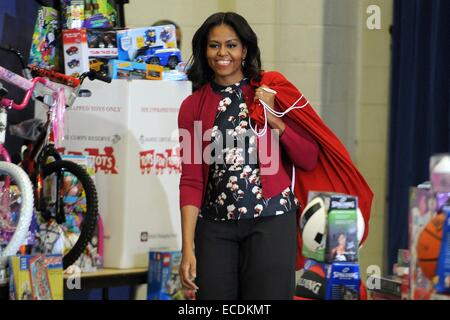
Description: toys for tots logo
139,147,181,175
58,146,118,174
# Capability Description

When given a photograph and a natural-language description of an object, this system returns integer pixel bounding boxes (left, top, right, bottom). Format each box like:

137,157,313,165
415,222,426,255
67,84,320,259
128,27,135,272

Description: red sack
250,71,373,269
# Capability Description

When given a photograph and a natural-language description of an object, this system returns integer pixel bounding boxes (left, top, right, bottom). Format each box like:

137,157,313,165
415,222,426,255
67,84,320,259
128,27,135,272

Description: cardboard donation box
60,79,192,268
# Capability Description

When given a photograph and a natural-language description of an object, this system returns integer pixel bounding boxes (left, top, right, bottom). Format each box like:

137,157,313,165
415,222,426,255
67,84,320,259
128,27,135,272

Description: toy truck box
87,28,119,58
109,59,163,80
62,28,89,77
116,25,181,68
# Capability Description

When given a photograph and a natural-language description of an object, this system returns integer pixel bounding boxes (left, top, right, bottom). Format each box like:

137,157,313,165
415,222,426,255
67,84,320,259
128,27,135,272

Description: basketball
416,213,446,279
295,262,326,299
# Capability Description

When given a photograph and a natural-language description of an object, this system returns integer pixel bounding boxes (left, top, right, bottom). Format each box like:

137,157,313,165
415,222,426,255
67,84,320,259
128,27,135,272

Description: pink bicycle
0,65,60,270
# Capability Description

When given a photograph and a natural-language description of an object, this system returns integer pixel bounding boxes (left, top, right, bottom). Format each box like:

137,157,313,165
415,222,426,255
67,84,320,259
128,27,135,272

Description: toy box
436,208,450,294
87,28,119,58
301,192,358,263
408,184,435,299
83,0,117,28
60,0,85,29
325,262,360,300
62,28,90,77
59,79,192,268
147,251,193,300
109,59,163,80
116,25,181,68
29,6,62,71
8,254,63,300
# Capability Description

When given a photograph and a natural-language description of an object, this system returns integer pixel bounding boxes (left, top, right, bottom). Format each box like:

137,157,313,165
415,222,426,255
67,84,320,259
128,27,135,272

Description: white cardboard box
59,79,191,268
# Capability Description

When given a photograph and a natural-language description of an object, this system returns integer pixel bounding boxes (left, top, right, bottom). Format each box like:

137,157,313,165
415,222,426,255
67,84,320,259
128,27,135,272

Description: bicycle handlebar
0,76,58,110
29,65,80,88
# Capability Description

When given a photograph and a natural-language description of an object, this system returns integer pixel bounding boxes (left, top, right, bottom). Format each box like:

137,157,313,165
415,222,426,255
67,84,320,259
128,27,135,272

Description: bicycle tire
0,161,34,264
41,160,98,269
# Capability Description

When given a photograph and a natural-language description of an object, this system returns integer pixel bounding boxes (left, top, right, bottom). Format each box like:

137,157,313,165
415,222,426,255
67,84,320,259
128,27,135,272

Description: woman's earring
241,59,246,67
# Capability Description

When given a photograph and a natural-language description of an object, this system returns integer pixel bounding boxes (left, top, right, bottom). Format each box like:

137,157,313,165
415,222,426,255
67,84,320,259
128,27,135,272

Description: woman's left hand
254,86,285,135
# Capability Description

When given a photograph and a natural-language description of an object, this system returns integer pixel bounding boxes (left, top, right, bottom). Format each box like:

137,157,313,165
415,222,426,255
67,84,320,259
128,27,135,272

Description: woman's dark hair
187,12,262,90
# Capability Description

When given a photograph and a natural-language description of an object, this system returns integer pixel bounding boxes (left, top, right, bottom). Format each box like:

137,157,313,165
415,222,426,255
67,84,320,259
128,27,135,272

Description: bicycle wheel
39,160,98,269
0,161,34,264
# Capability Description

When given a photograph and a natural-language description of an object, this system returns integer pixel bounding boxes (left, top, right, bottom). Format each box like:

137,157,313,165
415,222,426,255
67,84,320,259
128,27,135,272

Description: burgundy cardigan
178,77,319,209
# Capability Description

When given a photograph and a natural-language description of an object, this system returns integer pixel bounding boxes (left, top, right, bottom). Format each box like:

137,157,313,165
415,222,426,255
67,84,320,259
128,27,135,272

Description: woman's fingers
180,261,199,290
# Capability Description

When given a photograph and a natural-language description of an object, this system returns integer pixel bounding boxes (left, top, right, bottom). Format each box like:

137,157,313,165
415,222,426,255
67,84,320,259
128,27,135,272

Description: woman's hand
179,249,199,291
254,86,285,135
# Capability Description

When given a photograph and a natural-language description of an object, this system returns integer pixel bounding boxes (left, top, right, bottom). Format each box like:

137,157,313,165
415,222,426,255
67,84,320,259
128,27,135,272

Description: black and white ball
300,196,327,252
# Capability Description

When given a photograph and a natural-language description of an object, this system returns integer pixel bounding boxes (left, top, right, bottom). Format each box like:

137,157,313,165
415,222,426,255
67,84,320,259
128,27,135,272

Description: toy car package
116,25,182,69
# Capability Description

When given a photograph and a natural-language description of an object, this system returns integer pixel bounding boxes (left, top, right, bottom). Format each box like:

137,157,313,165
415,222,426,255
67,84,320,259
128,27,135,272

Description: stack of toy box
296,192,361,300
8,254,63,300
60,0,119,77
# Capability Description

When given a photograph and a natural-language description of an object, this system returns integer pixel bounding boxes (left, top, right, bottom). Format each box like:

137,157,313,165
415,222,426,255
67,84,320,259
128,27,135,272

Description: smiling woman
177,12,321,300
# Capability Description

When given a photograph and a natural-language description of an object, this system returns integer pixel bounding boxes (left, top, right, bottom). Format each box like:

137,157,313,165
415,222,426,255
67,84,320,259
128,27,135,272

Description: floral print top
199,78,300,221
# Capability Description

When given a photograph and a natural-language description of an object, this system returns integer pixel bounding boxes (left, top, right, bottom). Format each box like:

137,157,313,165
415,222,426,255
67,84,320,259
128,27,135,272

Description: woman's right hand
179,250,199,291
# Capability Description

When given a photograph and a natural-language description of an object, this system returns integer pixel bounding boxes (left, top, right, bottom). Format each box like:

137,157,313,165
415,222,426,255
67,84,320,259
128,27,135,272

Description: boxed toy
408,184,450,299
60,0,84,29
116,25,181,69
87,28,119,58
29,6,62,71
300,192,358,263
147,251,193,300
59,80,192,268
435,208,450,294
325,262,360,300
109,59,163,80
83,0,117,28
62,28,90,77
8,254,63,300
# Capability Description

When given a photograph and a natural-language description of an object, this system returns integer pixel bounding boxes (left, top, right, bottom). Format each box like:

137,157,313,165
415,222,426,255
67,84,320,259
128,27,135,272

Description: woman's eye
227,43,237,48
209,44,219,49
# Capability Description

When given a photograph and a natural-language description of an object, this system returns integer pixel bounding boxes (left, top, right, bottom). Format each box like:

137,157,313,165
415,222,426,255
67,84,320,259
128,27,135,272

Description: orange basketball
416,213,446,279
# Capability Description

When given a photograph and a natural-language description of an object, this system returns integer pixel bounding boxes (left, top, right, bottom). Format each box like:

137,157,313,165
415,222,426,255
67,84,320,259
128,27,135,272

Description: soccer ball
300,196,327,252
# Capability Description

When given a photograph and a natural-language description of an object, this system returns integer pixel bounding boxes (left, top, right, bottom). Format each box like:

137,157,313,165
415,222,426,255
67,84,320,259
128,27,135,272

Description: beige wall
356,0,392,276
125,0,392,279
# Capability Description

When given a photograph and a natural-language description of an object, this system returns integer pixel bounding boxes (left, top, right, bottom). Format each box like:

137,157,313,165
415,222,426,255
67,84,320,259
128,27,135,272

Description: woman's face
206,24,247,86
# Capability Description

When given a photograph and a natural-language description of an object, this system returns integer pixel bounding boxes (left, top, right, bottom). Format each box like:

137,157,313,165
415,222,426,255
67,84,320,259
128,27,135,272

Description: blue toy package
436,209,450,293
147,251,193,300
116,25,182,69
325,262,360,300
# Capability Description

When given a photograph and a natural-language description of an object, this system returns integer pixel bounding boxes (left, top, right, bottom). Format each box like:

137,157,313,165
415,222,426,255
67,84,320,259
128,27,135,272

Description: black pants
194,211,297,300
